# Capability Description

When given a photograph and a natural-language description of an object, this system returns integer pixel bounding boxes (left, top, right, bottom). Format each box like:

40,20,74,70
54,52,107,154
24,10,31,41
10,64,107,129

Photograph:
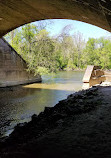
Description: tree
5,22,111,73
73,32,86,68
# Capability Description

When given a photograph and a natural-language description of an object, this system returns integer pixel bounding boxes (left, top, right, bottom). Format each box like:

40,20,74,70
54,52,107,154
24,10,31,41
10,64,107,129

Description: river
0,71,84,137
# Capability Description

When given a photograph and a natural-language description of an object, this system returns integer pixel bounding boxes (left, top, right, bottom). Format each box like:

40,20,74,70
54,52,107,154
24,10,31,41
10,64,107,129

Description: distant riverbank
60,68,86,72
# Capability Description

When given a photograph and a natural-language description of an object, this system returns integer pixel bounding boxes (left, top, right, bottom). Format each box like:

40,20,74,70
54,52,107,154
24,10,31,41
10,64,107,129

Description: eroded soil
1,86,111,158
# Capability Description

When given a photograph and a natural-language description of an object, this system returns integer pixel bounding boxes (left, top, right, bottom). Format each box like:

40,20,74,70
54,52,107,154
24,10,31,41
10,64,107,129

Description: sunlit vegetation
5,22,111,75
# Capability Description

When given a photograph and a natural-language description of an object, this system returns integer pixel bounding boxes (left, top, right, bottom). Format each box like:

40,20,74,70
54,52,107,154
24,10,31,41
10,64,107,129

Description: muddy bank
1,86,111,158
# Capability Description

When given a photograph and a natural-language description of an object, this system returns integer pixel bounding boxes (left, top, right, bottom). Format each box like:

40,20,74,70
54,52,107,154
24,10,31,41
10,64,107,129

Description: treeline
5,23,111,75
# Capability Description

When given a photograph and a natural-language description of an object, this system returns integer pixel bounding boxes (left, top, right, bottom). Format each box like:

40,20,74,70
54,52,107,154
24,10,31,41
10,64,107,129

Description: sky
34,19,111,41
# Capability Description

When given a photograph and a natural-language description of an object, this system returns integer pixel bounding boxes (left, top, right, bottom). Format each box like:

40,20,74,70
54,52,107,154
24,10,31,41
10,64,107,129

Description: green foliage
4,23,111,75
83,37,111,69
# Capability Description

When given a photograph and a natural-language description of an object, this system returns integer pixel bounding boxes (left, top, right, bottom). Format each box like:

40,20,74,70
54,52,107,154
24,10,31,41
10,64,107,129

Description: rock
31,114,38,122
56,119,64,126
44,107,53,115
101,82,111,86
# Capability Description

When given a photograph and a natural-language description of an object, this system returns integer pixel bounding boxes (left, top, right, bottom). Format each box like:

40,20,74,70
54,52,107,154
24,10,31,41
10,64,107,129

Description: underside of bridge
0,0,111,37
1,1,111,157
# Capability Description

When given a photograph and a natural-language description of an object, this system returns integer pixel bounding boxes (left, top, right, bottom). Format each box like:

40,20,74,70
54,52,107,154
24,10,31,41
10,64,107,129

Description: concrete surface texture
83,65,105,88
83,65,111,89
0,38,41,87
0,0,111,37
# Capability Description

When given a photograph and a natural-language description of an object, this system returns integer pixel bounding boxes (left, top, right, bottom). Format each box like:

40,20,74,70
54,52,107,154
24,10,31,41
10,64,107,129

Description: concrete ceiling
0,0,111,37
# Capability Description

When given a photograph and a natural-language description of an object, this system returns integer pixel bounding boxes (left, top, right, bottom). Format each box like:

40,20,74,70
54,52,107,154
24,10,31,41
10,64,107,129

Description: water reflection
0,71,84,137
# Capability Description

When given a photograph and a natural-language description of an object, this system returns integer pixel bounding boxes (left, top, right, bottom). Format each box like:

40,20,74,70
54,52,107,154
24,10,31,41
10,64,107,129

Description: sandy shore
1,86,111,158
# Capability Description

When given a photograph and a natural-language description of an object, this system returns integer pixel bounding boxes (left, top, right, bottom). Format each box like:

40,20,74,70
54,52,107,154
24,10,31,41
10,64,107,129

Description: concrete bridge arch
0,0,111,37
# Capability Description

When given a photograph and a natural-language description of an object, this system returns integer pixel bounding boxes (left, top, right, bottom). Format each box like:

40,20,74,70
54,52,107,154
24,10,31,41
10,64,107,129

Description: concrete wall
83,65,106,89
0,38,41,87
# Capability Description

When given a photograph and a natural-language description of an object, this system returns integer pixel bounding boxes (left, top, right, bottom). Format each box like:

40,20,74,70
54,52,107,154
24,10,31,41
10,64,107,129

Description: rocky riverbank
1,86,111,158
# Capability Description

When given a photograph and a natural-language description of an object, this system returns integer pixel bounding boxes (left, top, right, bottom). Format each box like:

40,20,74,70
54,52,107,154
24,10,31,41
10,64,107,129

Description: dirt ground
1,86,111,158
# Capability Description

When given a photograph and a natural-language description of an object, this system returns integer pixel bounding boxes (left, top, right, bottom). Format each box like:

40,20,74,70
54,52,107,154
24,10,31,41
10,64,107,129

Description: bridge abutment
0,38,41,87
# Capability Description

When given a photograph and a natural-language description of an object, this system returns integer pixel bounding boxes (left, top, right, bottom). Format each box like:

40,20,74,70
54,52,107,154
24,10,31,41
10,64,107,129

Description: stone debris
100,81,111,86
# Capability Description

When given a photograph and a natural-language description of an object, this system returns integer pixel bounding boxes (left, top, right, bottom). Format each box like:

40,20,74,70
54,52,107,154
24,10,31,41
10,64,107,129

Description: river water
0,71,84,137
